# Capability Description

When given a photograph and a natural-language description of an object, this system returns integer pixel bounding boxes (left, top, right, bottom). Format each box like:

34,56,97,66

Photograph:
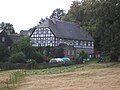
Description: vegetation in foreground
0,60,120,90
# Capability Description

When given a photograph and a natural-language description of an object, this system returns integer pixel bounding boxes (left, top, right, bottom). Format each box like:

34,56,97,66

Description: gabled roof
33,19,94,41
0,30,13,47
9,34,21,43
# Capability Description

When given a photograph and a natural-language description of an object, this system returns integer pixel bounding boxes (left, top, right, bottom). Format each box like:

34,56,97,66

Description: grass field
0,61,120,90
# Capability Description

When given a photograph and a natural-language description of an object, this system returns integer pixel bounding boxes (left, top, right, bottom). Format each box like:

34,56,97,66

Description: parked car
49,57,72,65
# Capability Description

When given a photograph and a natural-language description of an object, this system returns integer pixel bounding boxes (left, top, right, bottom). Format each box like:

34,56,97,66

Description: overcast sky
0,0,81,33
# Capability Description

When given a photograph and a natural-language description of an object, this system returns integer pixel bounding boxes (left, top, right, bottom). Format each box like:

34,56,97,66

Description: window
84,41,87,46
1,37,5,42
76,41,78,46
80,41,83,46
92,42,94,47
88,41,91,46
72,50,74,55
67,50,70,55
48,30,51,34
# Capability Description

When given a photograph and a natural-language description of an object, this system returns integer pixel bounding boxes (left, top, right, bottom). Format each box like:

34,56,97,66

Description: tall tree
37,8,65,25
64,0,120,61
94,0,120,61
50,8,65,20
63,0,97,36
0,22,15,34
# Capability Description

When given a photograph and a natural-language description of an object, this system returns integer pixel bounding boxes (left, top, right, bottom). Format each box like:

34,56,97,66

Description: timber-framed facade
30,19,94,58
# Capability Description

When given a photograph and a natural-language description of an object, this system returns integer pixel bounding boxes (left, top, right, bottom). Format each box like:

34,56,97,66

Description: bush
33,51,44,63
26,59,36,69
10,52,26,63
54,48,64,58
74,55,83,64
74,51,88,64
79,50,88,59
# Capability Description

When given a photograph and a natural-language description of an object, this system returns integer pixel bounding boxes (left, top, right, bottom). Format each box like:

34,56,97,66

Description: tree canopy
0,22,15,34
50,8,65,20
11,37,35,59
64,0,120,61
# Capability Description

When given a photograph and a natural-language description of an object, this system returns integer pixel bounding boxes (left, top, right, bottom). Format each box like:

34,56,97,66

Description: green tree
63,0,98,35
0,22,15,34
0,43,10,62
11,37,35,60
50,8,65,20
54,48,64,58
94,0,120,61
64,0,120,61
10,52,26,63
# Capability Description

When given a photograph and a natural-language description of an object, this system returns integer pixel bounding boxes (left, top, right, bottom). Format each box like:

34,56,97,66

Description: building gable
30,27,55,46
0,30,13,48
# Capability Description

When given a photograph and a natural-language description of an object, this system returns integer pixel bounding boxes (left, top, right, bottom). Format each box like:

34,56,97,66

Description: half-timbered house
30,19,94,58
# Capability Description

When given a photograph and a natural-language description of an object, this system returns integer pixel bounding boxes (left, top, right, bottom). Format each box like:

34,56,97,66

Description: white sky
0,0,80,33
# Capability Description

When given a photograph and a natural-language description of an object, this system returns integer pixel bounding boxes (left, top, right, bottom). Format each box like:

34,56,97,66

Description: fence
0,63,27,70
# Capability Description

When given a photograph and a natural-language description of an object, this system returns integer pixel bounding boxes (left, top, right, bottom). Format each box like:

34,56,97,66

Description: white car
49,58,71,65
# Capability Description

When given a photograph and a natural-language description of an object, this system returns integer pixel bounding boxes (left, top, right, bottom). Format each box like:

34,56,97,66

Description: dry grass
0,70,21,89
15,63,120,90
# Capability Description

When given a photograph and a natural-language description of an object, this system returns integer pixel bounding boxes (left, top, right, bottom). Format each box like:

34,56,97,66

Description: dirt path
16,67,120,90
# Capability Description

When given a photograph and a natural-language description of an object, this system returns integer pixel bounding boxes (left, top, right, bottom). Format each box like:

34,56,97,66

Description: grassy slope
0,60,120,90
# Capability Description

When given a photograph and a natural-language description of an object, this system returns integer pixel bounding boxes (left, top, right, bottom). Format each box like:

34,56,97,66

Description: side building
0,30,21,49
30,19,94,58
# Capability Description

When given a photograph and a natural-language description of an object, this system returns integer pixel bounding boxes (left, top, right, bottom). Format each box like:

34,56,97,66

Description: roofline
29,26,94,41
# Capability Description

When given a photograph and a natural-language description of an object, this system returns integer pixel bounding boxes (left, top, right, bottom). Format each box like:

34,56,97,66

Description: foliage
0,71,26,90
0,43,10,62
54,48,64,58
33,51,44,63
63,0,98,36
21,62,119,75
38,8,65,25
10,52,26,63
0,22,15,34
26,59,37,69
11,38,55,63
50,8,65,20
74,51,88,64
11,37,35,59
64,0,120,61
79,50,88,59
34,46,55,60
94,0,120,61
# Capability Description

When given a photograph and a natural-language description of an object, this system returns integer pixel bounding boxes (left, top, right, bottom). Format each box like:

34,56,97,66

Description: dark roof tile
36,19,94,41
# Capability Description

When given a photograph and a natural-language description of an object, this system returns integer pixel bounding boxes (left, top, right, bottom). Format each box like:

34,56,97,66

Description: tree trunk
110,54,119,62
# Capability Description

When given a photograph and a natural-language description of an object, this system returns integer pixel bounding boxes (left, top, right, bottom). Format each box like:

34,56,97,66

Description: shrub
26,59,36,69
10,52,26,63
33,51,44,63
79,50,88,59
74,51,88,64
54,48,64,58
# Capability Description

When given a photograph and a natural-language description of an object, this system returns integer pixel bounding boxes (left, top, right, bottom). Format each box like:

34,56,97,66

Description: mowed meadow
0,61,120,90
